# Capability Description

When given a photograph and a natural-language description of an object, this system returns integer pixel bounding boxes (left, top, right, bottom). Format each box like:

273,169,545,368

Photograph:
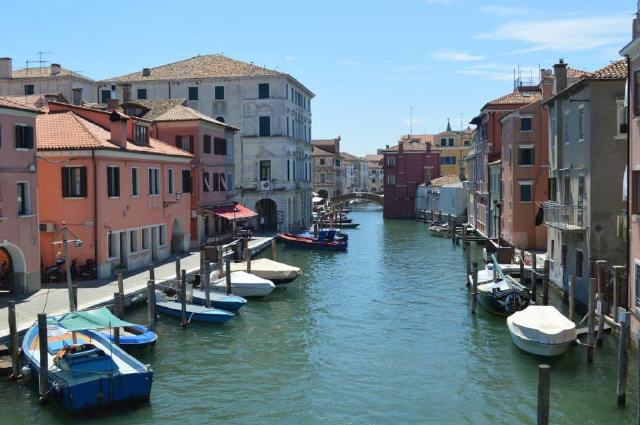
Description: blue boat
190,288,247,311
278,232,347,251
298,229,348,241
22,308,153,412
97,325,158,349
156,301,235,324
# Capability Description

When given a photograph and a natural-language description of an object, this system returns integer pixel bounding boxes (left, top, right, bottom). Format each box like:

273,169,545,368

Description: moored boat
278,232,348,251
211,270,276,297
190,289,247,311
22,308,153,412
229,258,302,286
507,305,576,356
428,223,452,238
156,300,235,324
98,325,157,349
476,279,530,316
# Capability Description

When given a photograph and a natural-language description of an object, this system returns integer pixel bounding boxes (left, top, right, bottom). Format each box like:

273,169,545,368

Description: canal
0,204,637,424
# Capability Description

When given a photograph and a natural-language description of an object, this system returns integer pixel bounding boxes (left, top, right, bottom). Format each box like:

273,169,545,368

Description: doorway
0,248,13,293
255,198,278,232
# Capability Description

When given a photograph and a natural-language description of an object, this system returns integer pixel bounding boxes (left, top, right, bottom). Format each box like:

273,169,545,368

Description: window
137,88,147,100
448,138,454,146
101,89,111,103
15,125,34,149
520,117,532,131
142,228,150,250
107,166,120,197
131,167,139,196
61,166,87,198
550,240,555,259
215,116,225,123
134,124,148,145
181,169,191,193
17,182,30,215
519,181,533,202
129,229,139,253
441,156,456,165
286,117,290,136
387,175,396,185
24,84,34,95
287,159,290,180
561,244,568,268
563,111,570,144
518,145,535,166
213,137,227,155
320,173,326,183
212,172,219,191
108,232,118,258
220,173,227,191
203,172,210,192
617,98,626,137
215,86,224,100
203,135,211,154
258,83,270,99
159,225,167,246
636,264,640,308
188,86,198,101
464,139,470,146
260,160,271,181
335,159,341,166
227,173,233,191
635,69,640,116
576,250,583,278
386,156,396,167
259,116,271,137
440,138,447,147
175,135,193,153
633,171,640,214
578,106,585,141
168,169,174,194
320,158,326,165
148,168,160,195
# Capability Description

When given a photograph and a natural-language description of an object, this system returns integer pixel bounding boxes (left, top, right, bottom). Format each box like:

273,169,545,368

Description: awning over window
211,203,258,221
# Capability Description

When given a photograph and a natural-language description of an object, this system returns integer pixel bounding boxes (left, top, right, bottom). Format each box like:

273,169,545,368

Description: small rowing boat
190,289,247,311
98,325,157,349
278,232,348,251
156,301,235,324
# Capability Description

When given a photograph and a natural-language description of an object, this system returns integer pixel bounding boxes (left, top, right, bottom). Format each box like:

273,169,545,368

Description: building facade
0,58,96,104
99,55,314,232
543,59,627,307
0,97,41,294
312,137,342,198
382,138,441,218
365,154,383,193
37,102,193,279
432,122,473,178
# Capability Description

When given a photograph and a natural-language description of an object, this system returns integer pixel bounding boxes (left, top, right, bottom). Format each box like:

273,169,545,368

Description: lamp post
233,201,239,237
51,222,82,312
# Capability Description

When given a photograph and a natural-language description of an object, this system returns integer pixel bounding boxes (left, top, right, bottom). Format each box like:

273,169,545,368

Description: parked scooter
45,258,65,283
72,258,97,280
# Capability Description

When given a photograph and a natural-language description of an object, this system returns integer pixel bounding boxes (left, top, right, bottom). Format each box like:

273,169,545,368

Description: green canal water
0,204,637,424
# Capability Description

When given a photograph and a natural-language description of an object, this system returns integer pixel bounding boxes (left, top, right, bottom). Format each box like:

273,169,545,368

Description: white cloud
455,63,539,82
340,59,361,66
285,56,296,62
479,15,629,53
432,49,485,62
479,4,531,16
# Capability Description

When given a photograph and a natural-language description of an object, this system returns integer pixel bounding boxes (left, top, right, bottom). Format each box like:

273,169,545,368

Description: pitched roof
429,175,460,187
312,139,339,155
0,96,43,113
567,67,592,79
153,104,237,129
312,146,333,156
486,87,542,106
590,59,627,80
363,154,383,162
37,111,192,158
12,66,93,81
340,152,359,161
107,54,282,82
1,93,67,112
121,99,187,120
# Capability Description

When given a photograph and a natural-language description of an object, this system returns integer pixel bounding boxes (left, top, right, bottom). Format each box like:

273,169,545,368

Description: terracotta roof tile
153,104,237,129
312,146,333,156
0,96,43,113
590,59,627,80
429,175,460,186
121,99,187,120
567,67,592,79
106,54,284,83
37,111,192,158
486,88,542,106
12,66,93,81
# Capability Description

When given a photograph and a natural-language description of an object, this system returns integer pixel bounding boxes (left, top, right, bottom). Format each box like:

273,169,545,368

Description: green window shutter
25,126,34,149
61,168,70,198
114,167,120,197
80,167,88,197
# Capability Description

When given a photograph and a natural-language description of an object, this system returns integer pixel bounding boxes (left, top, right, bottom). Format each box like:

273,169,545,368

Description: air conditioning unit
260,180,272,191
39,222,56,233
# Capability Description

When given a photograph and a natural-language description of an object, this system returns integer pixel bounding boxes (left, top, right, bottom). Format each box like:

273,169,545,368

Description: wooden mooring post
597,291,606,347
245,245,252,273
117,272,124,296
72,284,78,311
471,262,479,314
568,275,575,322
542,259,550,306
587,277,596,363
203,261,211,308
531,254,538,304
462,224,467,247
612,266,625,322
113,293,123,346
147,279,157,332
8,301,19,379
180,269,187,327
465,242,471,286
218,245,224,274
149,265,155,282
225,257,232,295
519,248,525,284
37,313,49,403
617,309,630,406
175,258,181,284
537,364,551,425
271,239,278,261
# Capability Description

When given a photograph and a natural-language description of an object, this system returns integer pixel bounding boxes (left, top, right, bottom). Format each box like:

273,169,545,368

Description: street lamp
232,201,239,237
163,192,183,208
51,221,82,312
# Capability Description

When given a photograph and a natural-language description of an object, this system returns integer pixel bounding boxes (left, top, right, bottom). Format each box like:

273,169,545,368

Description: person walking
260,215,265,233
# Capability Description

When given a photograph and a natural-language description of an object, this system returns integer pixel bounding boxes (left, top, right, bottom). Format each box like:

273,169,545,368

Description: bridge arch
331,192,384,205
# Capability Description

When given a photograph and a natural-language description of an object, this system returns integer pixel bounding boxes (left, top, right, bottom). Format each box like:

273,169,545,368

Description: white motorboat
507,305,576,356
229,258,301,287
211,270,276,297
468,268,495,286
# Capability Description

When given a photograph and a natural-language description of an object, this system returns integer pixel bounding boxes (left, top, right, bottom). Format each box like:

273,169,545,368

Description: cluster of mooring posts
442,223,638,425
4,236,293,411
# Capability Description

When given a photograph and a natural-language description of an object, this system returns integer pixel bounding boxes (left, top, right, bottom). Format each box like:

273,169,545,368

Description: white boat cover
229,259,301,281
507,305,576,345
476,269,495,284
477,279,511,293
211,271,275,288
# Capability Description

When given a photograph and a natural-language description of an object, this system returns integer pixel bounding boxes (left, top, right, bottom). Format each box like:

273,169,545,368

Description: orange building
37,102,193,279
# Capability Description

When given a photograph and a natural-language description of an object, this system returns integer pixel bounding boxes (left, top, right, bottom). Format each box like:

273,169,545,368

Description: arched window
215,116,225,123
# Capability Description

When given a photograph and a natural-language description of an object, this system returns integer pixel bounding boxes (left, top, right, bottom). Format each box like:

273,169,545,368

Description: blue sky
1,0,634,155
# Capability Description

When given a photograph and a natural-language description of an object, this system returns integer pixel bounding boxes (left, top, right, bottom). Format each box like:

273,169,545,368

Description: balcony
543,202,586,231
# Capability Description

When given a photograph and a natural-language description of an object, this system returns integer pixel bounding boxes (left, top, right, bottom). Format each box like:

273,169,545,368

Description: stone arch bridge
330,192,384,205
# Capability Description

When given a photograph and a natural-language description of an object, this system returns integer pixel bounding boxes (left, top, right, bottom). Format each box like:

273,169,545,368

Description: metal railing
543,202,585,231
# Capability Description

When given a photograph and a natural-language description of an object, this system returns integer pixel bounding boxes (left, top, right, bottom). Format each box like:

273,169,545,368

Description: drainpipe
626,53,631,305
92,149,98,270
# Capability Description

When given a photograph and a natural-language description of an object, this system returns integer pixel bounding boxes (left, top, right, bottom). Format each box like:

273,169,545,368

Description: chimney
107,98,121,111
424,167,432,186
0,57,12,79
108,111,128,148
142,68,151,77
398,141,403,153
540,68,554,100
553,59,567,94
50,63,61,76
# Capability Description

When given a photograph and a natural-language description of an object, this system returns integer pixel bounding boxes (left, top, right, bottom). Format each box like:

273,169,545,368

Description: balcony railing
543,202,586,231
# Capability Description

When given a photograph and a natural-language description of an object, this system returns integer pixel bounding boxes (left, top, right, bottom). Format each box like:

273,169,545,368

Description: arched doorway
0,248,13,293
255,198,278,232
171,218,186,253
318,190,328,199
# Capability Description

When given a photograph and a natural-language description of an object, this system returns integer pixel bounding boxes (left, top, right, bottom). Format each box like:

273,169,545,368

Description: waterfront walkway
0,236,274,340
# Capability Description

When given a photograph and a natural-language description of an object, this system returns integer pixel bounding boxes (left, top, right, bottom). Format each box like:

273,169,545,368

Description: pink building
382,137,441,218
37,102,193,279
500,78,548,251
0,97,41,294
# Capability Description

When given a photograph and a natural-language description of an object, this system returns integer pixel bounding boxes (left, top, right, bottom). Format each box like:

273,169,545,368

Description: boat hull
508,331,572,357
477,289,529,316
278,233,347,251
98,325,157,349
156,302,234,324
212,283,274,298
191,290,247,311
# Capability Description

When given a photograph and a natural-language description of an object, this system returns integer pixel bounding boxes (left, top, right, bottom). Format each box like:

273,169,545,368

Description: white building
0,58,97,104
415,176,466,222
98,54,314,231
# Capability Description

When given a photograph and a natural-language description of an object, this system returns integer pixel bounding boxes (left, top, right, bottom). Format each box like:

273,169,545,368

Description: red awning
212,203,258,221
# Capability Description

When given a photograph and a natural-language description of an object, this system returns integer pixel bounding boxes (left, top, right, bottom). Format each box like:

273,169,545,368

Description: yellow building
433,121,474,177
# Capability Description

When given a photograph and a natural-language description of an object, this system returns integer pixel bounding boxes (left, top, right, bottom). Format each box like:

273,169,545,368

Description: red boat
277,232,348,251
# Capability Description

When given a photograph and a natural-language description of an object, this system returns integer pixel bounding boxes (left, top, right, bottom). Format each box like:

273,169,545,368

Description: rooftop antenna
409,106,416,136
26,51,53,96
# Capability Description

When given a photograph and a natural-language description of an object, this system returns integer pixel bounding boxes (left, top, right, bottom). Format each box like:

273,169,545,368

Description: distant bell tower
446,118,452,132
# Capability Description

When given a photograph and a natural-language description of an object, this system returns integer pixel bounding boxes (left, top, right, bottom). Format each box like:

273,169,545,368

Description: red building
382,137,441,218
